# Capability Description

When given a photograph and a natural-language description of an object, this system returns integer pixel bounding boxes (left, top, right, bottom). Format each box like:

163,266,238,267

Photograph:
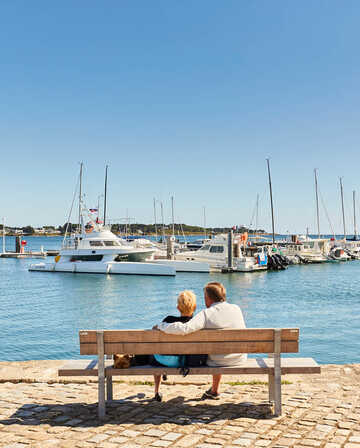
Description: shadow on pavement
1,395,273,427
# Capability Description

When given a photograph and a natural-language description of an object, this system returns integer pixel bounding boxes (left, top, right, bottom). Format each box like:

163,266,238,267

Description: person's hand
152,324,159,330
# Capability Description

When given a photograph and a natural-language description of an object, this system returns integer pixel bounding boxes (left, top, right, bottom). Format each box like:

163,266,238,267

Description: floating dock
1,235,46,259
0,251,46,259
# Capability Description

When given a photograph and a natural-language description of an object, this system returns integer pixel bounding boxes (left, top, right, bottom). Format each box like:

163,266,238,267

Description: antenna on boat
353,190,357,240
153,198,158,241
339,177,346,240
314,169,320,239
103,165,108,226
266,158,275,244
78,162,83,233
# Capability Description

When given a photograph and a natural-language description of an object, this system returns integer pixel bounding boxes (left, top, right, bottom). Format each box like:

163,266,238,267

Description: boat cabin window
103,240,121,246
70,255,104,262
90,241,104,247
209,245,224,253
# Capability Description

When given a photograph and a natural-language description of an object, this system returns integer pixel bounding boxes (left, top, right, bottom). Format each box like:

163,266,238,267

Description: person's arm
158,310,206,335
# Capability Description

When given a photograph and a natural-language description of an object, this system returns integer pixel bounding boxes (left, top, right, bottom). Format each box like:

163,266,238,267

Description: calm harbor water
0,236,359,364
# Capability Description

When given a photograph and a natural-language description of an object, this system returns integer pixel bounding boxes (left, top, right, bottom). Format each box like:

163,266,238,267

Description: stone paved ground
0,362,360,448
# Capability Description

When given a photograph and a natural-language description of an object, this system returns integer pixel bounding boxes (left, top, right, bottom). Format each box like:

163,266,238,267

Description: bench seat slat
58,359,114,376
80,340,299,355
79,328,299,344
59,357,320,377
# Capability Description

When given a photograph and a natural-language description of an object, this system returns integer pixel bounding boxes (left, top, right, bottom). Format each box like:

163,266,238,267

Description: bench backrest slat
79,328,299,356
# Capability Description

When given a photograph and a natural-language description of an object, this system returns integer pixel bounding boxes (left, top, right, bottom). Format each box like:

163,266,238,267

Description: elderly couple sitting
151,281,246,402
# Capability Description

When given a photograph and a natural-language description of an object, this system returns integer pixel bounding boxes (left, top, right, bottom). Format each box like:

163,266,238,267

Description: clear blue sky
1,1,360,234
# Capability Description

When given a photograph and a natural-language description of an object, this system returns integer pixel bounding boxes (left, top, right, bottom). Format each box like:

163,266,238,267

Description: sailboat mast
78,162,83,233
266,158,275,244
103,165,108,225
153,198,158,241
160,201,165,241
255,194,259,233
353,190,357,240
340,177,346,239
314,169,320,239
2,217,5,254
171,196,175,236
203,206,207,239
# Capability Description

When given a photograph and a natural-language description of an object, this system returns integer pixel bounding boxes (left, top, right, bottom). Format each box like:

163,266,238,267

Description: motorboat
29,213,175,276
118,237,210,272
328,245,351,261
175,233,268,272
186,238,211,251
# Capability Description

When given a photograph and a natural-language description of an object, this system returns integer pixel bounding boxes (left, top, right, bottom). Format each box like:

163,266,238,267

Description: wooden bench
58,328,320,419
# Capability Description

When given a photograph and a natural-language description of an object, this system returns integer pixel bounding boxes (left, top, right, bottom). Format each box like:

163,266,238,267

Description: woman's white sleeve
158,311,206,335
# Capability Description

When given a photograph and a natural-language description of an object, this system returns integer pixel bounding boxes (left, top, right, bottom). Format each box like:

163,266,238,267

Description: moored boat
175,233,267,272
29,218,175,276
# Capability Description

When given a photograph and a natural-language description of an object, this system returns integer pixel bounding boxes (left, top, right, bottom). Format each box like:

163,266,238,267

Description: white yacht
29,216,175,276
175,233,268,272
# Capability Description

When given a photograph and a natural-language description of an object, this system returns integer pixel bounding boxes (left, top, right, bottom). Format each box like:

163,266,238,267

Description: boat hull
151,259,210,273
29,261,175,276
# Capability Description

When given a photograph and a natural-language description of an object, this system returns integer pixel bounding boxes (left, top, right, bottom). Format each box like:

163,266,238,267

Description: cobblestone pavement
0,363,360,448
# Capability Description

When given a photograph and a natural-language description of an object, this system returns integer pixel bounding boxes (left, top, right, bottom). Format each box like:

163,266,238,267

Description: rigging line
318,187,335,238
355,194,360,239
248,197,257,229
63,172,81,246
256,186,269,229
344,195,355,235
178,218,187,245
248,188,267,230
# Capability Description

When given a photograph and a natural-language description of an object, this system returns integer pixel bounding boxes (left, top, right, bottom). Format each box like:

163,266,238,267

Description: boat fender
55,255,61,263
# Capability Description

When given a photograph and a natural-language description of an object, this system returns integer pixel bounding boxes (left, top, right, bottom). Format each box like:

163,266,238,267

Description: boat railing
62,240,76,250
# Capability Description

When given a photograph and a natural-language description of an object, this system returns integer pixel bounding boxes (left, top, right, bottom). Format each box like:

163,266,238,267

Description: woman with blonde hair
152,290,197,401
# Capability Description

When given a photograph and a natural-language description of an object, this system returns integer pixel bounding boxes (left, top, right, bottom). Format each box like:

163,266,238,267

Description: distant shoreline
3,232,275,238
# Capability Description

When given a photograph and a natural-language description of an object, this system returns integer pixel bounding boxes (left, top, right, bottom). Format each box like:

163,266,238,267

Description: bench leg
106,375,113,401
268,373,275,402
269,329,282,416
97,331,106,419
98,373,106,419
273,354,282,416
